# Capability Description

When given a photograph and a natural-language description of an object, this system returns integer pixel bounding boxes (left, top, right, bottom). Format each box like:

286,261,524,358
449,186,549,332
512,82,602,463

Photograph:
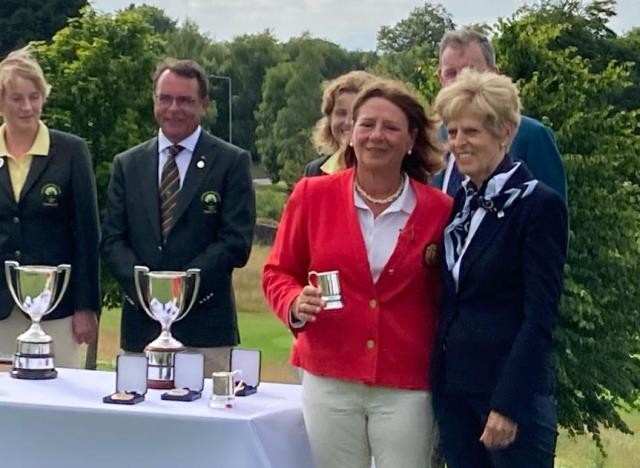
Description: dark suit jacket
101,130,256,351
0,129,101,320
303,155,330,177
432,162,568,424
432,116,568,201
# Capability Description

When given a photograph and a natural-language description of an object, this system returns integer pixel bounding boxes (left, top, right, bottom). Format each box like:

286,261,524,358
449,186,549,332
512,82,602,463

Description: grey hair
439,29,496,68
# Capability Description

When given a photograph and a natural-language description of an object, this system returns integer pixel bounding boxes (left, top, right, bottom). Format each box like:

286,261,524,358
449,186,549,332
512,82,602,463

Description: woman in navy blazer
431,69,568,467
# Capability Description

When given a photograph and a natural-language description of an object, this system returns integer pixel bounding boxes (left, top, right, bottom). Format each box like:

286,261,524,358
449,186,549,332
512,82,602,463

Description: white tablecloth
0,368,314,468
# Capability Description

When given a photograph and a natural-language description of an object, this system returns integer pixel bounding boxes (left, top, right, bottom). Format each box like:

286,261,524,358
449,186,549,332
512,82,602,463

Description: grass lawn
96,244,639,466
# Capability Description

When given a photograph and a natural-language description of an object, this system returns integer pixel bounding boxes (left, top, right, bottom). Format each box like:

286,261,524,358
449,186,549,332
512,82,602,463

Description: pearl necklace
354,174,406,205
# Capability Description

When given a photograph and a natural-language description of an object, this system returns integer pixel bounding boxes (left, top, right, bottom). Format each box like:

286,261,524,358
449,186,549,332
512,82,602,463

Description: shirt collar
319,149,345,174
354,173,415,215
0,121,50,158
158,126,201,154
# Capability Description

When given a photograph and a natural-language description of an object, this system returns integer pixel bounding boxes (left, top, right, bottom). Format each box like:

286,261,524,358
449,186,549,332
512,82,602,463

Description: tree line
3,0,639,450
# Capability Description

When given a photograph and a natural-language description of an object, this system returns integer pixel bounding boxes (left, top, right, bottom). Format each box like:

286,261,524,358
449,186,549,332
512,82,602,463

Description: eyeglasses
154,94,198,108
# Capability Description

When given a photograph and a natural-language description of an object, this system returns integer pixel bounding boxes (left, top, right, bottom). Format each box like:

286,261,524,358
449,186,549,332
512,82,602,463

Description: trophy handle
134,265,156,321
4,260,24,314
173,268,201,323
47,264,72,313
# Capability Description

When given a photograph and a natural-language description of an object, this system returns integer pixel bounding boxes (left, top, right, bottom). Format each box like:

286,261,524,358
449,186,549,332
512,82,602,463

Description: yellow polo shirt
319,150,346,175
0,121,50,201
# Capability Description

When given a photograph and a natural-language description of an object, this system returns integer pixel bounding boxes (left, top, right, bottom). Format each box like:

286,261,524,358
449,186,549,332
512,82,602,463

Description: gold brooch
423,243,438,267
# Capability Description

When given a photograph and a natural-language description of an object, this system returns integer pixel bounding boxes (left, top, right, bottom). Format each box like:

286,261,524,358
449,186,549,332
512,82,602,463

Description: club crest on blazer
41,183,62,207
423,243,438,267
201,190,221,214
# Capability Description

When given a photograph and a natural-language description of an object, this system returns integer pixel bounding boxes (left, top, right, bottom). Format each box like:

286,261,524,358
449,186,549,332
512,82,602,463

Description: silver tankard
4,261,71,379
308,270,343,310
134,266,200,389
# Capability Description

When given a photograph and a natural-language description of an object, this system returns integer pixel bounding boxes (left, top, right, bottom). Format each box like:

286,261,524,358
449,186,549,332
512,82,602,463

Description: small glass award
103,354,148,405
161,352,204,401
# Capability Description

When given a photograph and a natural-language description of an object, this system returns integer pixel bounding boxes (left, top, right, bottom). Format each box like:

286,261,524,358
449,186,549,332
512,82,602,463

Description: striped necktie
159,144,183,243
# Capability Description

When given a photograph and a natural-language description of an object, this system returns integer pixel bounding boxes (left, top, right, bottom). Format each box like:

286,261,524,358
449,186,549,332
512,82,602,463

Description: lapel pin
497,210,504,218
196,157,205,169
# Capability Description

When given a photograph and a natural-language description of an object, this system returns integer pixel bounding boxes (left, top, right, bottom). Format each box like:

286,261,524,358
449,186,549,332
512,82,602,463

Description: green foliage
255,39,327,184
0,0,87,57
34,6,166,307
255,185,288,223
376,2,454,54
494,2,640,446
214,32,285,158
124,3,177,34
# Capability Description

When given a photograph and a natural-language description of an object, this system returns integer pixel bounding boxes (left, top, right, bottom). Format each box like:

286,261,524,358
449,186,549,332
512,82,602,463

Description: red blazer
263,168,452,390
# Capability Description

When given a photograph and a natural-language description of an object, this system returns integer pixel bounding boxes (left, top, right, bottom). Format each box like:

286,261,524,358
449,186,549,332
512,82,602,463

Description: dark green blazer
0,129,101,320
101,130,256,351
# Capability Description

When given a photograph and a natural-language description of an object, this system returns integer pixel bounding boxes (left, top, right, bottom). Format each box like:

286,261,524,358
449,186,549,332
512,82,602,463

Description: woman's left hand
479,410,518,449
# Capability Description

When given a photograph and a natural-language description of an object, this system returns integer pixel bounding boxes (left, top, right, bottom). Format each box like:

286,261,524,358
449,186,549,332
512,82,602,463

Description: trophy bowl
134,266,200,389
4,261,71,379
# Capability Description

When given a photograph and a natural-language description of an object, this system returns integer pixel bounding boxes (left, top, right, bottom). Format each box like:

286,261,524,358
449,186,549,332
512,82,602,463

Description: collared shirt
319,150,345,175
451,164,520,287
0,121,50,201
354,174,416,283
157,126,202,188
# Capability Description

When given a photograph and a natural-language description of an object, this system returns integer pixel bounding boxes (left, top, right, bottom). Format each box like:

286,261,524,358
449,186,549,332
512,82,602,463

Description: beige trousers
186,346,232,376
0,309,83,368
302,371,436,468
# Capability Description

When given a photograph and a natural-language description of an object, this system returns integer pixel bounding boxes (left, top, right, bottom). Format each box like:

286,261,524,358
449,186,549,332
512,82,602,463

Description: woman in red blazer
263,78,452,468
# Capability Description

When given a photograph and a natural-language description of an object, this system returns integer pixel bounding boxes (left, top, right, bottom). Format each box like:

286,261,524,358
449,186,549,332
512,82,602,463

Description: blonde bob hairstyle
343,78,445,184
0,46,51,100
312,70,376,155
434,68,521,140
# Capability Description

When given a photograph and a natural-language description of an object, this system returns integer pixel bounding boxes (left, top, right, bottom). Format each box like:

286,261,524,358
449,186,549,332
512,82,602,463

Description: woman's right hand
292,285,325,322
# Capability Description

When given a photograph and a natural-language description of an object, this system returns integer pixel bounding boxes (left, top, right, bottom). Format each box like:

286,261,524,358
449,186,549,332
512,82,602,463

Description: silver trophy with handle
134,266,200,389
4,261,71,379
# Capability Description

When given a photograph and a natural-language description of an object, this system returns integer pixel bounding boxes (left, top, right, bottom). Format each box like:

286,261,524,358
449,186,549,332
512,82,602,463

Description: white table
0,368,314,468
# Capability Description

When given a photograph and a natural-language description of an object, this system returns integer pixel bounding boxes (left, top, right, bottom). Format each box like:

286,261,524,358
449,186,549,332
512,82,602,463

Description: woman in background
304,70,375,176
0,47,100,369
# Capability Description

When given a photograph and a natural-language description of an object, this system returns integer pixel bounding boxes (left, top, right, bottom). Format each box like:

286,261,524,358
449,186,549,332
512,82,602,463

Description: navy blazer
101,130,256,351
303,155,330,177
432,162,568,424
433,116,568,201
0,129,101,320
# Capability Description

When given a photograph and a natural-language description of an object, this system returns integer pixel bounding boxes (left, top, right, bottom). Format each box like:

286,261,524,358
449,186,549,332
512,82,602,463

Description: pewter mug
134,266,200,388
210,370,241,408
4,260,71,379
308,270,343,310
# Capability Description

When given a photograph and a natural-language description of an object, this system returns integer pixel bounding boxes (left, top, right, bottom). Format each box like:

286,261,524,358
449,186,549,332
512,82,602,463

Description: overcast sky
90,0,639,51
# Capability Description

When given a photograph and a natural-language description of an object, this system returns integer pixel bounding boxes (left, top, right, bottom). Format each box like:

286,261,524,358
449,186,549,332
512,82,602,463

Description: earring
349,141,354,147
407,148,413,155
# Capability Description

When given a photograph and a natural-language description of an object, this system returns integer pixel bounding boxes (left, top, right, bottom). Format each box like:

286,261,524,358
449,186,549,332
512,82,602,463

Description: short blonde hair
312,70,376,155
0,46,51,100
434,68,521,138
343,78,445,183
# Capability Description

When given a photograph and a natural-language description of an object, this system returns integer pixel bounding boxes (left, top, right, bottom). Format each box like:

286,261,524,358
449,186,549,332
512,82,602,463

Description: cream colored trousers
302,371,436,468
0,309,83,368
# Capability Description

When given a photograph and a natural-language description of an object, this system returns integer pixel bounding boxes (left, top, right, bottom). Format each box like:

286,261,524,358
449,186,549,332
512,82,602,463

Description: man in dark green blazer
101,58,255,374
432,29,567,202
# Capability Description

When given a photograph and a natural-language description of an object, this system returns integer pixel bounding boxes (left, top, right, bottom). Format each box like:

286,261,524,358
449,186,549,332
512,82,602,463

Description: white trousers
0,309,83,368
302,371,436,468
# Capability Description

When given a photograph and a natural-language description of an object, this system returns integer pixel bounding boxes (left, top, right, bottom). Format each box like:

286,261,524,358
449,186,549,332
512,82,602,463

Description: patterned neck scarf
444,156,538,273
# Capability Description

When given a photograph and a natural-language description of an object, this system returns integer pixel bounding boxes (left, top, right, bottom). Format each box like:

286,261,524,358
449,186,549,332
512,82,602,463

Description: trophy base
11,367,57,379
145,346,184,389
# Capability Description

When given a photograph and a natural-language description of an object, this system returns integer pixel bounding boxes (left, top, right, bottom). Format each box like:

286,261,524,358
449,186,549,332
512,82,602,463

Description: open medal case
161,352,204,401
231,348,261,397
103,354,148,405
